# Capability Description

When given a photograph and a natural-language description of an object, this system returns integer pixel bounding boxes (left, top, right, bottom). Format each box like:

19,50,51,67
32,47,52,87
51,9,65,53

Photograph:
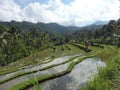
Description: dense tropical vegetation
71,19,120,45
0,23,70,66
0,18,120,90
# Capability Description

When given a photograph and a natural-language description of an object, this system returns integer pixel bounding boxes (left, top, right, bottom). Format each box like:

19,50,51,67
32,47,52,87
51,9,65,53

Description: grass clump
83,59,118,90
65,45,71,51
71,43,92,52
29,77,41,90
0,67,20,76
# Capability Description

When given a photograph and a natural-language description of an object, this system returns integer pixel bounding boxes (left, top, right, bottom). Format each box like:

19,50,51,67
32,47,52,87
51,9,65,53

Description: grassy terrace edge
0,55,80,84
0,43,83,76
8,55,95,90
70,43,92,52
80,45,120,90
0,57,53,76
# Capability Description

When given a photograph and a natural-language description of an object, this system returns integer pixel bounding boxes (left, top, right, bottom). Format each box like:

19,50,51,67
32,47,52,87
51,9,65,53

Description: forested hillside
0,24,69,66
71,19,120,46
0,18,120,66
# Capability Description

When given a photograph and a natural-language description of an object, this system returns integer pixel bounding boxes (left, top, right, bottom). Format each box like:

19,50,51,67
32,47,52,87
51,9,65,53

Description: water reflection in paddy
28,58,106,90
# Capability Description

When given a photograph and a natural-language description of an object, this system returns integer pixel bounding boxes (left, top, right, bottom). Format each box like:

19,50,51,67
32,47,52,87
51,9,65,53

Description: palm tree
111,20,120,47
0,31,9,66
8,26,20,40
0,32,8,47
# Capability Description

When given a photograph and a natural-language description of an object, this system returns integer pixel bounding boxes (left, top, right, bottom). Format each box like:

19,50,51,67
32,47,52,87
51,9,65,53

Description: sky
0,0,119,26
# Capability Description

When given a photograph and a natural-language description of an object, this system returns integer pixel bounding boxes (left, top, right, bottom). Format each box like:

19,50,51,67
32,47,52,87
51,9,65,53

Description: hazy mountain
93,20,109,25
0,20,108,35
75,24,103,32
0,21,79,34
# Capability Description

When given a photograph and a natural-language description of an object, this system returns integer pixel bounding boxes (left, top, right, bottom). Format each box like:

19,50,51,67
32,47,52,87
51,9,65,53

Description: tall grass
83,61,115,90
29,77,41,90
82,45,120,90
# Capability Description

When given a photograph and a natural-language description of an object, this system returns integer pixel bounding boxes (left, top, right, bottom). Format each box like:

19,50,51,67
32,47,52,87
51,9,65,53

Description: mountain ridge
0,21,80,34
0,20,109,35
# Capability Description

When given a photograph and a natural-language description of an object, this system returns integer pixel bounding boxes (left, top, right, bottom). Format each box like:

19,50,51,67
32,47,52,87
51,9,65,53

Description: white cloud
0,0,22,21
0,0,119,26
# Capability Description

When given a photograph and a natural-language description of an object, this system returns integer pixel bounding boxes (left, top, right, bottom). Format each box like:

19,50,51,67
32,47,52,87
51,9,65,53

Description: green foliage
83,59,118,90
71,43,91,52
29,77,41,90
1,18,120,90
70,18,120,48
0,43,84,76
95,45,118,61
0,25,69,66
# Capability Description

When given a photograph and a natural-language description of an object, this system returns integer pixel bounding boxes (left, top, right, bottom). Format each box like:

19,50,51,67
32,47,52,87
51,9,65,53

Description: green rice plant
71,43,92,52
0,67,20,76
65,45,71,51
29,77,41,90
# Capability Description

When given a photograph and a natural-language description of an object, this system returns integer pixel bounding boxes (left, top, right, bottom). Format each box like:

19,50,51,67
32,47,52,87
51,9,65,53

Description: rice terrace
0,0,120,90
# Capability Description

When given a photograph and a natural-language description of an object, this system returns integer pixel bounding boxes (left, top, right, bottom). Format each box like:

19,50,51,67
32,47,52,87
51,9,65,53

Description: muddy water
0,55,80,90
0,55,77,81
28,58,106,90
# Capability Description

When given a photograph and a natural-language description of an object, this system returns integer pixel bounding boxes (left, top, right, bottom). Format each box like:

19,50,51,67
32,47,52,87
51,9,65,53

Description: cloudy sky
0,0,119,26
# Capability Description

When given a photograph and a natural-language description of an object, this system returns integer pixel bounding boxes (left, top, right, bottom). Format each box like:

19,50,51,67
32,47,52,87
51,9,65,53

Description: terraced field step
0,57,53,76
8,55,95,90
0,43,84,76
0,55,80,84
0,55,84,90
70,43,92,52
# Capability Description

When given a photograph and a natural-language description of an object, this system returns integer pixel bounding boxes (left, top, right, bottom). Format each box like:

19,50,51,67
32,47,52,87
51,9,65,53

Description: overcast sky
0,0,119,26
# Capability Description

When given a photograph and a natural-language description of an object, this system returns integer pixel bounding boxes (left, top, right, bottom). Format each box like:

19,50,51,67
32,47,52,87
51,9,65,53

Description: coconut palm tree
0,31,10,66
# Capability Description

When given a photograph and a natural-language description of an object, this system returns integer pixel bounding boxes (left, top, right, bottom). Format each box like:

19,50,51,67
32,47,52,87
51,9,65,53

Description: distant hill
73,20,109,32
0,21,79,34
92,20,109,25
0,20,109,35
70,21,106,42
76,24,103,32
